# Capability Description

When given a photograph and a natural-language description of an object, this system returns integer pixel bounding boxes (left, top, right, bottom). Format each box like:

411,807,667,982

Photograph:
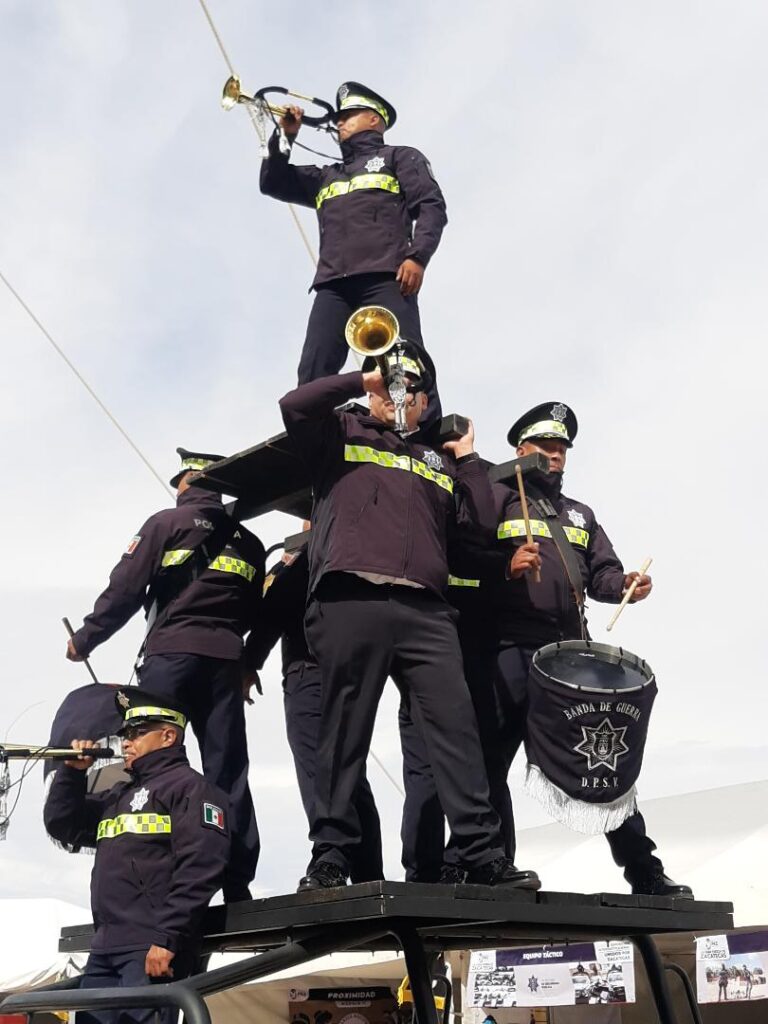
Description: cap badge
338,83,350,100
365,156,385,173
130,787,150,812
550,403,568,422
422,449,443,471
117,691,130,710
567,509,586,529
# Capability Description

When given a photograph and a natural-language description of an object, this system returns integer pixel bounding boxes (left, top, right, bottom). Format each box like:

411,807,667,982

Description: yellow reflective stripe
410,458,453,493
518,419,569,443
96,813,172,841
447,575,480,588
209,555,257,582
563,526,589,548
497,519,551,539
124,705,187,728
386,353,421,376
181,457,214,472
162,549,193,567
497,520,590,548
343,445,453,494
316,173,400,208
339,94,390,124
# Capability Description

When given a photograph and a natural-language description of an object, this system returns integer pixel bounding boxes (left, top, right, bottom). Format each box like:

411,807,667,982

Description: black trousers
400,641,663,883
139,653,259,897
284,660,384,882
76,949,192,1024
300,272,442,423
304,575,504,874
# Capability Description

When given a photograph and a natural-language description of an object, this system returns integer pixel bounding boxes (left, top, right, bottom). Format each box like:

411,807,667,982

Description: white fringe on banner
525,764,638,835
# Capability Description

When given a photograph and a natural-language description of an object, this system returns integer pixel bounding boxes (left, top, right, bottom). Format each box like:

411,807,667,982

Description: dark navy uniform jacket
44,745,230,954
279,372,496,598
478,477,627,646
260,129,447,287
72,488,265,661
243,551,311,676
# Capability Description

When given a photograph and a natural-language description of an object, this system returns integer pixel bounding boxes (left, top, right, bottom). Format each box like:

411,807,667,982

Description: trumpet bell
345,306,400,358
222,75,243,111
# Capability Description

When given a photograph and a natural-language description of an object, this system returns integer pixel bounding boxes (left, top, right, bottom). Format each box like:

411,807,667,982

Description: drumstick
606,557,653,632
62,617,100,684
515,464,541,584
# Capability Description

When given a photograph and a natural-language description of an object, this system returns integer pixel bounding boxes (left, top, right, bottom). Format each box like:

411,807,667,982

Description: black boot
297,861,349,892
465,856,541,890
630,869,694,899
439,864,468,884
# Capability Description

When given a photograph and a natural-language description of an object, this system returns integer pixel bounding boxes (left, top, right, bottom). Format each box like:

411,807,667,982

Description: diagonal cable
196,0,318,267
0,270,173,498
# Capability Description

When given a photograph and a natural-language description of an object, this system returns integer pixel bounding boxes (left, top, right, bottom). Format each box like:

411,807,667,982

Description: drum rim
531,639,655,694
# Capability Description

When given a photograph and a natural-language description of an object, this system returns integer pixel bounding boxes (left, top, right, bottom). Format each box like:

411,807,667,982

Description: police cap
361,345,424,380
335,82,397,129
507,402,578,449
169,446,224,488
115,687,188,735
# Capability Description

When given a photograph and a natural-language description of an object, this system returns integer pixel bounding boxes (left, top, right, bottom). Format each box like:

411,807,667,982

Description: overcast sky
1,1,766,914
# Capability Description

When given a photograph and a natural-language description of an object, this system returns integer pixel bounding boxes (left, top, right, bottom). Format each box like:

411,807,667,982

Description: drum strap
526,485,588,640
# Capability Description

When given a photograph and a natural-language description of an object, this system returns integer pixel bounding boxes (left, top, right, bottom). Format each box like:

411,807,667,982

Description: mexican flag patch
203,803,225,830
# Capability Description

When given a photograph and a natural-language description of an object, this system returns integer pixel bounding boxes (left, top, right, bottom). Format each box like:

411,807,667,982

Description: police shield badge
524,641,656,834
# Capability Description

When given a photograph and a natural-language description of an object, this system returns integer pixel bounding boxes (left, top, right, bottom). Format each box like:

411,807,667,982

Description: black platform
2,882,733,1024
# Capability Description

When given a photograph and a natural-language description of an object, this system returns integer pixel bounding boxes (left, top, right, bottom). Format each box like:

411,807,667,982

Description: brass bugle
222,75,289,116
345,306,401,362
0,743,116,760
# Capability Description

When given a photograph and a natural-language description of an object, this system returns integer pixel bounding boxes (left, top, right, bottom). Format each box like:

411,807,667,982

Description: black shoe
439,864,468,884
223,887,252,903
465,856,541,890
631,872,694,899
297,862,349,892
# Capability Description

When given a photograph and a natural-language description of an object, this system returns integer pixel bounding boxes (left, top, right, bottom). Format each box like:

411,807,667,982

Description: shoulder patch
202,802,226,831
125,535,142,556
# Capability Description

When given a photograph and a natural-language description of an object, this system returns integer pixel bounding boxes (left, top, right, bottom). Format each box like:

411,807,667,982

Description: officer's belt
316,173,400,209
497,519,589,549
161,550,258,581
344,444,453,493
96,813,172,840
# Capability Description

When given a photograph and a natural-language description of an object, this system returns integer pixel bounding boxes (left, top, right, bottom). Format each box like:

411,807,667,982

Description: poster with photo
466,941,635,1008
288,987,400,1024
696,931,768,1003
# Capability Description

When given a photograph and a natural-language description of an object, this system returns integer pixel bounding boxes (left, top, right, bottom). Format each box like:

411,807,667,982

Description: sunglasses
121,723,164,742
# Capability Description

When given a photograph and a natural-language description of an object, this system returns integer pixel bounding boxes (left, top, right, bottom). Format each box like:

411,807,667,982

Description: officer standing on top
400,403,693,897
279,353,539,891
44,690,230,1024
66,447,264,901
243,541,385,883
260,82,447,420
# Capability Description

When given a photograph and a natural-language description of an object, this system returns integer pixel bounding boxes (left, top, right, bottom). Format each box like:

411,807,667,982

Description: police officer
260,82,447,421
243,542,385,882
279,358,539,891
66,447,264,900
401,403,693,897
44,690,230,1024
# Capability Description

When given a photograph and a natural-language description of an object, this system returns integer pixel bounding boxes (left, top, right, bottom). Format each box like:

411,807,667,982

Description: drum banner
696,932,768,1003
524,672,657,834
466,941,636,1010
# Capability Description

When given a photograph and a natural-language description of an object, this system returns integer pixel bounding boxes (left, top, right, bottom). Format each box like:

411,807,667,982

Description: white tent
0,898,89,996
516,781,768,925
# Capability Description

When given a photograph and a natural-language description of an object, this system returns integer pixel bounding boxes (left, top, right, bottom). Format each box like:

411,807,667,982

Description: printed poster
696,931,768,1003
467,941,635,1008
289,987,400,1024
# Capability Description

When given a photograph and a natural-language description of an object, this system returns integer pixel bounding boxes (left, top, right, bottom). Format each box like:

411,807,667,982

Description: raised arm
279,370,366,466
